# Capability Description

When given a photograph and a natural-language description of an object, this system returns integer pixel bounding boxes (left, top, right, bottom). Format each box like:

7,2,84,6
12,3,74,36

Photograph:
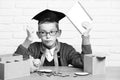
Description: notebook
66,1,93,34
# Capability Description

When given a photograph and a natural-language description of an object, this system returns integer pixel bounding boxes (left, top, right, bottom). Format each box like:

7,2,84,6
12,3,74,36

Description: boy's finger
26,25,35,37
33,59,41,66
26,28,30,36
82,22,92,31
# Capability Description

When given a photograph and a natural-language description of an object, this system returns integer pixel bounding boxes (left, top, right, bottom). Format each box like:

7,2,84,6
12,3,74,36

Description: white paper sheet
66,1,93,34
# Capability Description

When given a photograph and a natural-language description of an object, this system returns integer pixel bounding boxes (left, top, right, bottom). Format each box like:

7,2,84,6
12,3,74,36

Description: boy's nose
46,33,51,39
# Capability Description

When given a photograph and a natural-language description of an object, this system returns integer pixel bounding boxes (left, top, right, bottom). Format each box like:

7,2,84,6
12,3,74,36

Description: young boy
13,9,92,72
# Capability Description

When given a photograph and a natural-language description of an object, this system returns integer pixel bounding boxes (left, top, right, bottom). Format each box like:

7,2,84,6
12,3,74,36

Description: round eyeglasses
38,31,58,36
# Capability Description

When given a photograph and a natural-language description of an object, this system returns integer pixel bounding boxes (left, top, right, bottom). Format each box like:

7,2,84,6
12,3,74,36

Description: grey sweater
14,42,92,68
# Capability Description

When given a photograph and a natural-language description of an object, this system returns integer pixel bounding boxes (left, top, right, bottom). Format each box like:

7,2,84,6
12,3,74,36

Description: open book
66,1,93,34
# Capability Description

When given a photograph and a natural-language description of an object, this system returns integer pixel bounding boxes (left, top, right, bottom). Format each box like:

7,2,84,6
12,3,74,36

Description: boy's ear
57,30,62,37
36,32,41,38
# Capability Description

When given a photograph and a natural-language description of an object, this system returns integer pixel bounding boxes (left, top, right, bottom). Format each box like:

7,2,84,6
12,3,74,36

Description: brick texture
0,0,120,66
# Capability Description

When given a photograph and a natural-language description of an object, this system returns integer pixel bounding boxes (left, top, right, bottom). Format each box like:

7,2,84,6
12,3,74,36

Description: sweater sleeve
81,45,92,54
67,44,92,68
13,45,30,60
13,42,42,60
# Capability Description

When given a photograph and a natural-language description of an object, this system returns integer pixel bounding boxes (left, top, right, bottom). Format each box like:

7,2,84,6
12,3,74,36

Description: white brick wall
0,0,120,66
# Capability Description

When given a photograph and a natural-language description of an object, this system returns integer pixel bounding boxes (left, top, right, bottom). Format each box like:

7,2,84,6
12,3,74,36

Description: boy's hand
22,26,35,48
30,56,41,72
26,26,34,41
33,59,41,67
81,22,92,36
81,22,92,45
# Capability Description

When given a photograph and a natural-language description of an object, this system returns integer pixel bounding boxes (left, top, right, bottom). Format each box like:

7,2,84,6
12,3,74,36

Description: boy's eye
50,31,57,34
50,31,55,33
38,30,58,36
40,31,46,34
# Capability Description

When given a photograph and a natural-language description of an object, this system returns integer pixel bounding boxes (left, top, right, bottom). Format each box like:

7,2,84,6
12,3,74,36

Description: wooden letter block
84,54,106,75
0,55,30,80
0,54,22,62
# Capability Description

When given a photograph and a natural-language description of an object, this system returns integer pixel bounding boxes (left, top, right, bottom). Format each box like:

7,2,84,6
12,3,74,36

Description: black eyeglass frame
38,30,59,36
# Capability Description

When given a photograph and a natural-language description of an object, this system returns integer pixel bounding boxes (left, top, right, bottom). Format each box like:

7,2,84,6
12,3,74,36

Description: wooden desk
8,67,120,80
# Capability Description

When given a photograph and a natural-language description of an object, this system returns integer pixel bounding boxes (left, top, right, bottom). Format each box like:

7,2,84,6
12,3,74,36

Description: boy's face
37,22,61,48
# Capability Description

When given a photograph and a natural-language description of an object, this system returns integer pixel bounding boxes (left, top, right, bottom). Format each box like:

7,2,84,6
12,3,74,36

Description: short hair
38,21,59,31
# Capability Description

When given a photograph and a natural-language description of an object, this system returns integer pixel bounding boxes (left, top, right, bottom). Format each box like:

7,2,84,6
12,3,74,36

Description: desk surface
9,67,120,80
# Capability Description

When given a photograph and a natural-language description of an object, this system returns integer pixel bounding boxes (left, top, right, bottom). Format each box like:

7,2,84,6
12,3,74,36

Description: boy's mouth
43,40,56,48
44,40,52,43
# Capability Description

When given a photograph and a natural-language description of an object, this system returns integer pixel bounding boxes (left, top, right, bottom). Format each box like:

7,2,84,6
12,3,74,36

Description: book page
66,1,93,34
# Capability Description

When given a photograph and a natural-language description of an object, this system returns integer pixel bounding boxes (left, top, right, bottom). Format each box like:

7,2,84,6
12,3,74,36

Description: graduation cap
32,9,65,23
